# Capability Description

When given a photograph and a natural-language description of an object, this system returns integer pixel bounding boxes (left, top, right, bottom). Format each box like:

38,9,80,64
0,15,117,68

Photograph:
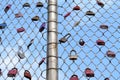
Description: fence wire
0,0,47,80
1,0,120,80
58,0,120,80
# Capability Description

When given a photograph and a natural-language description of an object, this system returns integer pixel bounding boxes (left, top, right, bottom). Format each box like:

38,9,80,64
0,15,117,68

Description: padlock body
69,55,77,60
59,38,67,43
18,52,25,59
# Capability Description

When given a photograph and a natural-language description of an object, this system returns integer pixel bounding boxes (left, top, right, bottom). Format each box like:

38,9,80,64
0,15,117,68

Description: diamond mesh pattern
58,0,120,80
0,0,47,80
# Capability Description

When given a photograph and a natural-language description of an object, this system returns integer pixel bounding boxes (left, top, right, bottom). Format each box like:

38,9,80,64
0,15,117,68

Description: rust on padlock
70,74,79,80
59,33,71,43
69,50,78,61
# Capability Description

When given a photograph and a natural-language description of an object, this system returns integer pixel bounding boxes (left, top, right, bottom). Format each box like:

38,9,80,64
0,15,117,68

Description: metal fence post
47,0,58,80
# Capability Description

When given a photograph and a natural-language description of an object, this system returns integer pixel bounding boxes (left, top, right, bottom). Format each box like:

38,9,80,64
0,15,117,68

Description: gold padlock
69,50,78,61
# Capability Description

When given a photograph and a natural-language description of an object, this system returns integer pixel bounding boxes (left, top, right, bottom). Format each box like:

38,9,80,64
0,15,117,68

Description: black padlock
59,33,71,43
70,74,79,80
79,39,85,46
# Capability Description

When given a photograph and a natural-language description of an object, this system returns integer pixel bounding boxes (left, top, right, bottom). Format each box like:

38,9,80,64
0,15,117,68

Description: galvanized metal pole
47,0,58,80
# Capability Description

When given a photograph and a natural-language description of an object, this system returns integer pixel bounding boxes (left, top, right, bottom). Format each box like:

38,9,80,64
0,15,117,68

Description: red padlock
85,68,94,77
96,39,105,46
96,0,104,7
64,12,71,19
24,70,31,80
7,68,18,77
70,74,79,80
106,50,116,58
73,6,80,10
17,27,25,33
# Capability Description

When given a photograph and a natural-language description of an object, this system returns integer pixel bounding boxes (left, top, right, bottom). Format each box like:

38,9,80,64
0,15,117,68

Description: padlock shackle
25,70,30,73
63,33,71,39
12,67,18,70
70,50,77,55
71,74,78,77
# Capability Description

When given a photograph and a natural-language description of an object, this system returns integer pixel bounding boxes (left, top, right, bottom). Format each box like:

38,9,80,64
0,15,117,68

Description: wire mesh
58,0,120,80
0,0,47,80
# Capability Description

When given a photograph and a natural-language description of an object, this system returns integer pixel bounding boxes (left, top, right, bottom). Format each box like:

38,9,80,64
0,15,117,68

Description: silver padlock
59,33,71,43
69,50,78,61
17,46,25,59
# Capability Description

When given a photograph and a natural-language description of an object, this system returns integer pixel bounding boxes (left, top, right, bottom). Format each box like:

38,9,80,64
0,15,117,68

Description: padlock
4,4,12,13
73,5,80,10
104,78,109,80
17,27,25,33
85,68,94,77
106,50,115,58
0,69,2,76
24,70,31,80
27,39,34,49
70,74,79,80
79,39,85,46
0,37,2,44
39,22,46,32
96,39,105,46
31,16,39,21
36,2,43,7
17,46,25,59
59,33,71,43
7,68,18,77
74,21,80,27
86,11,95,16
96,0,104,7
100,24,108,29
69,50,78,61
64,12,71,19
38,58,45,67
23,3,30,7
0,22,7,29
15,12,23,18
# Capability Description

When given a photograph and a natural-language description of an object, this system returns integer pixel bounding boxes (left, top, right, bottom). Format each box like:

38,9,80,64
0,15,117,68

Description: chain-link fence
58,0,120,80
0,0,120,80
0,0,47,80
